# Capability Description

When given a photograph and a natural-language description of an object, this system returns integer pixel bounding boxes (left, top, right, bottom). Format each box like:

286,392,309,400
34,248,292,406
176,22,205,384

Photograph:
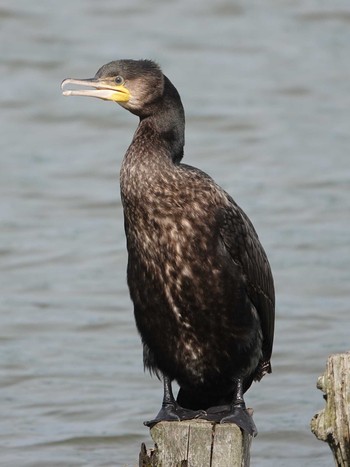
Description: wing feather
219,195,275,366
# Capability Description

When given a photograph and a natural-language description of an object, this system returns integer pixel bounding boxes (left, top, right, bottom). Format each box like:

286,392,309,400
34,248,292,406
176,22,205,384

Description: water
1,0,350,465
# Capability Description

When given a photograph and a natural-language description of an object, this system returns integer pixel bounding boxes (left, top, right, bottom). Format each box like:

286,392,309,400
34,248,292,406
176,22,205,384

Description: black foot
144,403,205,428
221,406,257,437
199,405,258,437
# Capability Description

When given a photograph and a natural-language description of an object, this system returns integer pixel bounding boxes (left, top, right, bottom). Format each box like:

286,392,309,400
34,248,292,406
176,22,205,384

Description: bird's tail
176,369,267,410
176,388,232,411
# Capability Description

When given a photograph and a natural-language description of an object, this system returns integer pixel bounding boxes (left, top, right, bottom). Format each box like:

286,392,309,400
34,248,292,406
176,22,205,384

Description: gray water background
1,0,350,465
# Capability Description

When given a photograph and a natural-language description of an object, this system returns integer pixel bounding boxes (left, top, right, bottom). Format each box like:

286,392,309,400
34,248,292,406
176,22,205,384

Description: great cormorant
62,59,275,436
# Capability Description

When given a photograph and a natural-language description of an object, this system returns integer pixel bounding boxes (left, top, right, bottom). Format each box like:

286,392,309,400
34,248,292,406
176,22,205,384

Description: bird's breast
119,161,264,386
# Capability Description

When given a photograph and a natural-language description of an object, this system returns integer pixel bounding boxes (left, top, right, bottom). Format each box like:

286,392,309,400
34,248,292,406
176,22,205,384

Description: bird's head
61,59,164,117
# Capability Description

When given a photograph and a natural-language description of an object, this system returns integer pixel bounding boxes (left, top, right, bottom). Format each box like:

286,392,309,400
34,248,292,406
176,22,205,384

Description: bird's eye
115,75,124,85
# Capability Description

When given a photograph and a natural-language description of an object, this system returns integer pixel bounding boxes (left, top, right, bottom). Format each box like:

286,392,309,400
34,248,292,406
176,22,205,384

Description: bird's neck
136,75,185,164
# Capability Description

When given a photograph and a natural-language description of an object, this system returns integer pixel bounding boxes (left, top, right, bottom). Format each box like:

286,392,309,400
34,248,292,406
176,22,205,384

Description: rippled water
1,1,350,465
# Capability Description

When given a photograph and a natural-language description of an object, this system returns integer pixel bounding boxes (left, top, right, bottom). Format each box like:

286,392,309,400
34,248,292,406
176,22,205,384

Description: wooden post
139,419,252,467
311,352,350,466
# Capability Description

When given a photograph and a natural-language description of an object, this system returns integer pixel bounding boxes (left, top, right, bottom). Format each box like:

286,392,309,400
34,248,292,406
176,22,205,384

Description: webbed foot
144,402,205,428
200,404,257,436
220,406,257,436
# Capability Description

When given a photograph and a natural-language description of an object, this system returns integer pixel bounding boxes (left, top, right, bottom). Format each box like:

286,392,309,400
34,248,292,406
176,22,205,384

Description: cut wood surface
139,419,252,467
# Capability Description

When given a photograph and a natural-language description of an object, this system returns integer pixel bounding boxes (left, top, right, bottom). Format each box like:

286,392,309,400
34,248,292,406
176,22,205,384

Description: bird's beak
61,77,130,103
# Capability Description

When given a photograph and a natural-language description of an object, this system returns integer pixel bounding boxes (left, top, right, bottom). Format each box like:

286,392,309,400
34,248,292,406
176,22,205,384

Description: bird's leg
144,376,204,427
204,378,258,436
220,378,258,436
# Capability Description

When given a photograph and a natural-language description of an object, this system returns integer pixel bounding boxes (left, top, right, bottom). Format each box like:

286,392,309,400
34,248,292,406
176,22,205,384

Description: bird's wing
219,195,275,365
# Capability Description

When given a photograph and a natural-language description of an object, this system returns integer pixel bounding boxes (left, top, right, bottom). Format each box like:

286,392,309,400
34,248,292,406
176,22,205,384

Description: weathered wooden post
311,351,350,466
139,419,252,466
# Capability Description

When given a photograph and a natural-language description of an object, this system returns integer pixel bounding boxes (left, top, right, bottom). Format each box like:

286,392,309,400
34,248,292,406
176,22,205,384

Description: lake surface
1,0,350,465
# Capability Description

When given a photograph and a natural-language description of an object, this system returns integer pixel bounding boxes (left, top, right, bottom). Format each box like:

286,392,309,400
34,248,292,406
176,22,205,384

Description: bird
61,59,275,436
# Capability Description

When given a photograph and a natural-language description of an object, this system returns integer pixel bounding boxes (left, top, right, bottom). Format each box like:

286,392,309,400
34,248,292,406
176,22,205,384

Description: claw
221,407,258,437
144,403,206,427
198,404,257,436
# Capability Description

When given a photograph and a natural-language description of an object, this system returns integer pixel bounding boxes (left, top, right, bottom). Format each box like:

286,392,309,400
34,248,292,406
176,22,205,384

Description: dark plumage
62,59,275,436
